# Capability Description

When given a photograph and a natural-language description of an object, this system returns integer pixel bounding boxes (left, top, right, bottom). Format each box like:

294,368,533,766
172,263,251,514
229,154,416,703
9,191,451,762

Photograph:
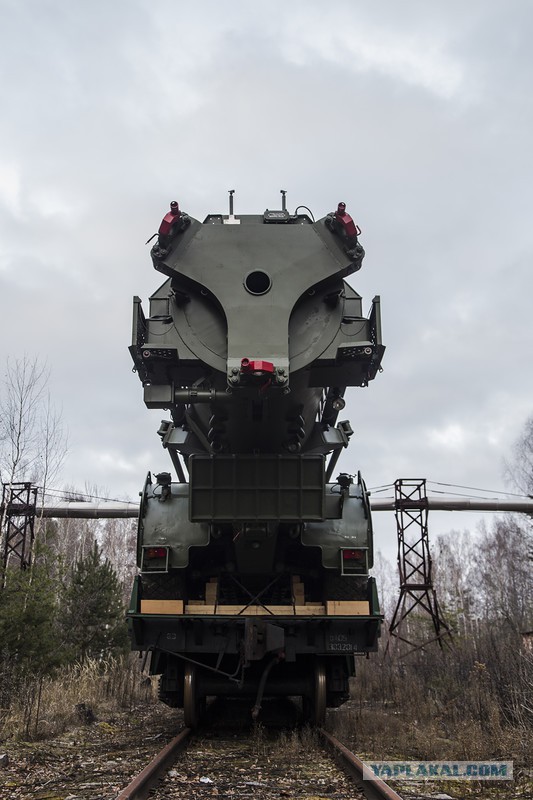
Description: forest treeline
357,421,533,764
342,513,533,764
0,515,138,738
0,357,138,737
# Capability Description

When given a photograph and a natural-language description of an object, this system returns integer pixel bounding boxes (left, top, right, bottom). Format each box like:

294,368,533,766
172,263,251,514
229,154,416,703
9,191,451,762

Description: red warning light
342,549,365,560
145,547,167,559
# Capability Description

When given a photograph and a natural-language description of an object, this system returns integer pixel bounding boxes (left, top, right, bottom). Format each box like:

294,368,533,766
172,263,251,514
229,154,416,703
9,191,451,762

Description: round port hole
244,270,272,295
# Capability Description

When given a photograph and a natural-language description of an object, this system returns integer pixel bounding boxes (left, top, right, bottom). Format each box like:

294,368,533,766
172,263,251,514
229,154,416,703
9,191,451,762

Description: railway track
115,716,404,800
319,729,404,800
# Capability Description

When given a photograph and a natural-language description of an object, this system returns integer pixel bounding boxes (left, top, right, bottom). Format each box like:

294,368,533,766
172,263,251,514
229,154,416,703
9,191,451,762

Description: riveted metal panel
189,454,325,521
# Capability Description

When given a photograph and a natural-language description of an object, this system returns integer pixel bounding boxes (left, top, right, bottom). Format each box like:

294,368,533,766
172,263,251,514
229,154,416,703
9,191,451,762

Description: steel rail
318,729,404,800
115,726,191,800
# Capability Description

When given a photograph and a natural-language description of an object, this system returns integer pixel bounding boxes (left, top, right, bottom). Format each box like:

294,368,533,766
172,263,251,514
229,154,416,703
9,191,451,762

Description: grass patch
0,656,154,742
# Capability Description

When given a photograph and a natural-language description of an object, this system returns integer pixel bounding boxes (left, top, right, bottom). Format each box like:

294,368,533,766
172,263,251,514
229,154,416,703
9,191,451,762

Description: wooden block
260,605,293,615
326,600,370,616
211,604,326,616
140,599,184,615
295,604,325,615
255,604,324,616
292,576,305,602
214,605,259,615
205,584,218,603
185,604,216,615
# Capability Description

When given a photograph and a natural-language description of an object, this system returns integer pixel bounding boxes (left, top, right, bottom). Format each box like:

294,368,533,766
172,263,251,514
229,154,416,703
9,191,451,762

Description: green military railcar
127,192,385,726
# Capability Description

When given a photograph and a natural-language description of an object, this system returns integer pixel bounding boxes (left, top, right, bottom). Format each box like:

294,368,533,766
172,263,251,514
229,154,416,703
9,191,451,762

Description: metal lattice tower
1,482,38,573
387,478,452,656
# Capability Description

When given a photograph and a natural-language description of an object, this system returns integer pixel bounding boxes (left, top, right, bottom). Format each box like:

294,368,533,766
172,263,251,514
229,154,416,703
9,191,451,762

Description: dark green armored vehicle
127,191,385,726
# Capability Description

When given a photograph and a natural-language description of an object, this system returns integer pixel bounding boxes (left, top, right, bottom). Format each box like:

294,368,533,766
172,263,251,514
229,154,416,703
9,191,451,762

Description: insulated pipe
33,495,533,518
369,497,533,513
36,502,141,519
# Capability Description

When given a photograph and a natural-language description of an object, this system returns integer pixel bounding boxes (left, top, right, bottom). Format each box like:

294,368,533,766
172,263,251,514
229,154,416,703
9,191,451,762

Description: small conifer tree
0,564,60,673
60,541,128,663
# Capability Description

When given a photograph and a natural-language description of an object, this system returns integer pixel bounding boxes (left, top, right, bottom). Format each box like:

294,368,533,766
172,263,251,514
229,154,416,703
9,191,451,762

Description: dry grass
0,656,154,742
330,646,533,768
271,726,319,763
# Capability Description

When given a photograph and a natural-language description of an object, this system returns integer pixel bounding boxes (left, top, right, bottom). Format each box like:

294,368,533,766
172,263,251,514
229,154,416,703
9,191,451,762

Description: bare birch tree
0,356,68,562
505,414,533,496
0,356,48,484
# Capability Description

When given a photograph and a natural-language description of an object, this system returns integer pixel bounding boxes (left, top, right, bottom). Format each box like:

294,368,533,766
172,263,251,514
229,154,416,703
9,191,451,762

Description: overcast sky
1,0,532,561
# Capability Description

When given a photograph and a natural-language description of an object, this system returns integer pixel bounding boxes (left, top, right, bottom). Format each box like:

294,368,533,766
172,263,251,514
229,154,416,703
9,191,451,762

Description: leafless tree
434,529,478,636
0,356,47,484
100,517,137,600
371,549,398,621
0,356,68,562
504,414,533,496
474,517,533,632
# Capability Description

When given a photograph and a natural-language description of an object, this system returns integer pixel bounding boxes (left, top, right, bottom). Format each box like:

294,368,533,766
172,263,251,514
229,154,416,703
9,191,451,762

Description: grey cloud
1,0,532,560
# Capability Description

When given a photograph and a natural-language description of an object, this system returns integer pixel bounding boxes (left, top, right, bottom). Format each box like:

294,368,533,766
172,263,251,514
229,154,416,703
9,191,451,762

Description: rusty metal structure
386,479,452,656
0,482,38,572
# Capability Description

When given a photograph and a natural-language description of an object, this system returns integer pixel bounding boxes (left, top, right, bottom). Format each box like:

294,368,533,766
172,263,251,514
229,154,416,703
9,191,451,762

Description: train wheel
183,663,202,729
302,659,327,726
312,659,327,726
